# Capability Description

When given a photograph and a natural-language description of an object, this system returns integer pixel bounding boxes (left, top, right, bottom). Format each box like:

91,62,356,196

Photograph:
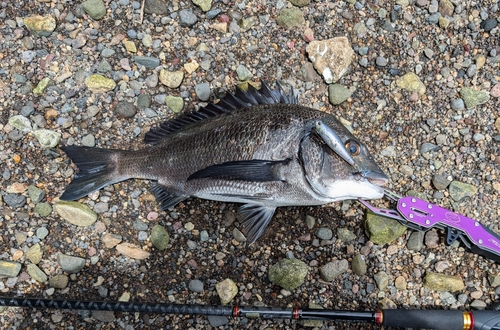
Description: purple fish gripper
358,190,500,263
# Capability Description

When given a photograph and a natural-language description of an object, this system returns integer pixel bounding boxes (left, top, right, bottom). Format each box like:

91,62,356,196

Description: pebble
448,181,477,202
151,225,170,250
268,258,308,290
460,87,490,109
36,227,49,239
328,84,352,105
320,259,348,281
82,0,107,20
380,146,397,157
0,261,22,277
116,243,150,259
3,194,27,208
232,228,246,242
208,316,229,327
188,279,204,293
306,37,354,84
215,278,238,304
57,254,86,273
48,274,69,289
432,173,451,190
395,276,407,290
419,142,440,154
159,70,184,88
491,83,500,98
34,203,52,216
424,272,464,292
424,230,440,248
26,243,43,264
9,115,32,132
165,96,183,113
374,271,389,290
92,311,115,322
364,212,407,245
315,227,333,240
33,129,61,148
28,185,45,203
396,72,426,95
450,98,465,111
85,74,116,93
195,82,211,101
351,254,367,276
179,9,198,27
376,56,388,66
236,65,253,81
480,19,498,32
27,264,48,283
23,15,56,37
54,201,97,227
115,101,137,118
276,8,305,29
133,56,160,69
102,233,122,248
336,228,356,242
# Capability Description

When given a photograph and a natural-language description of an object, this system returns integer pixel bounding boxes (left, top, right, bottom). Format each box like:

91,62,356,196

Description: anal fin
150,183,187,210
237,204,276,244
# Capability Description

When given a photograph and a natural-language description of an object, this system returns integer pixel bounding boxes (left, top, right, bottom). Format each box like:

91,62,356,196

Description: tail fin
60,146,125,200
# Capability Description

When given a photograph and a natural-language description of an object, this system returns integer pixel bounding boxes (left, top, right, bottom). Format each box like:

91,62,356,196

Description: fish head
301,118,388,202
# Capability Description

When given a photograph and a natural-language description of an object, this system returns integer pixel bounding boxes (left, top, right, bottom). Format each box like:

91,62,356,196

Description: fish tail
60,146,126,200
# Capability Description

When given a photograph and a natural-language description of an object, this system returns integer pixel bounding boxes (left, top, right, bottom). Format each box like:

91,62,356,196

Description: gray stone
315,227,333,240
236,65,253,81
449,181,477,202
137,94,152,109
480,19,498,32
374,271,389,290
133,56,160,69
82,0,107,20
26,243,43,264
268,259,308,290
195,82,211,101
276,8,305,29
57,254,86,273
115,101,137,118
33,129,61,148
28,185,45,203
27,264,48,282
9,115,32,132
328,84,352,105
432,173,451,190
3,194,27,208
165,96,184,113
208,316,229,327
336,228,356,242
151,225,170,250
407,231,424,251
144,0,169,15
188,279,204,293
419,142,440,154
0,261,22,277
36,227,49,239
54,201,97,227
215,278,238,304
460,88,490,109
450,98,465,111
179,9,198,27
320,259,348,281
351,253,367,276
307,37,354,84
91,310,115,322
49,274,69,289
101,48,115,57
376,56,388,66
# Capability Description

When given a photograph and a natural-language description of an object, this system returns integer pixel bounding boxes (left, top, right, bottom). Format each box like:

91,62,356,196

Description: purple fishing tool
358,190,500,263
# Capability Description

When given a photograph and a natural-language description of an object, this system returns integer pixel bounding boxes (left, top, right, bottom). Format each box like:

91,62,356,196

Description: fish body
61,81,388,243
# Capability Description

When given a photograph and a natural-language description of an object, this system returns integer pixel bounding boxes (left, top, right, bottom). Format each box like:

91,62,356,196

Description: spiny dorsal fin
144,80,299,145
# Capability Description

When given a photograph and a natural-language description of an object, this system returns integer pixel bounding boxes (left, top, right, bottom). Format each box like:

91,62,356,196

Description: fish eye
345,140,360,156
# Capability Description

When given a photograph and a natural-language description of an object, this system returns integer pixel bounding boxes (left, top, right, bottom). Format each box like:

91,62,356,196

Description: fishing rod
1,296,500,330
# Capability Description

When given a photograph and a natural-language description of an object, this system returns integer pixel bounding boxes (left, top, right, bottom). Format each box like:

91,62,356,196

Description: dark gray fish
60,81,388,243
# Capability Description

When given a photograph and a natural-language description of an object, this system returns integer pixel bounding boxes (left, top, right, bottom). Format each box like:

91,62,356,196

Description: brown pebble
424,229,439,248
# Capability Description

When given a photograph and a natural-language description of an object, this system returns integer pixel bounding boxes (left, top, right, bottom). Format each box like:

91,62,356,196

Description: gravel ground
1,0,500,329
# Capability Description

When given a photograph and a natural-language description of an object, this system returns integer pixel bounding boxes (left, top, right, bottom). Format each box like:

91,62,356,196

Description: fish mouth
359,170,389,187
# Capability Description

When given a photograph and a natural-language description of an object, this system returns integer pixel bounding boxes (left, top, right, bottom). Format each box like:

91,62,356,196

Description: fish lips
362,170,389,187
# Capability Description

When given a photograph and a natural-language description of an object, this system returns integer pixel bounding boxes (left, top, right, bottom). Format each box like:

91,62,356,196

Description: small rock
26,243,43,264
215,278,238,305
133,56,160,69
407,231,424,251
3,194,27,209
460,88,490,109
419,142,440,154
85,74,116,93
179,9,198,27
122,40,137,53
232,228,247,242
336,228,356,242
396,72,426,95
424,272,464,292
438,0,454,16
435,260,450,272
82,0,107,20
480,19,498,32
34,203,52,216
116,243,150,259
23,15,56,37
488,273,500,287
188,279,204,293
184,61,199,74
33,129,61,148
351,253,367,276
470,300,487,310
28,185,45,203
395,276,407,290
114,101,137,118
448,181,477,201
276,8,305,29
376,56,388,66
236,65,253,81
268,258,308,290
159,70,184,88
33,77,51,95
165,95,184,113
195,82,211,101
381,146,397,157
328,84,352,105
92,311,115,322
49,274,69,289
425,229,440,248
316,227,333,240
208,316,229,327
364,212,407,245
320,259,349,281
27,264,48,283
36,227,49,239
192,0,212,11
0,261,22,277
151,225,170,250
450,98,465,111
306,37,354,84
374,271,389,290
490,83,500,98
9,115,32,132
102,233,122,248
54,201,97,227
432,173,451,190
57,254,86,274
378,297,397,309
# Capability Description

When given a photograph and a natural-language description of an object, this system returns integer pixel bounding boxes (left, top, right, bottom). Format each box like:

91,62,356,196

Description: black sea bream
60,81,388,243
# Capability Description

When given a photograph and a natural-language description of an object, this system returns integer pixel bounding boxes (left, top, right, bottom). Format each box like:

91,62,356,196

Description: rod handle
382,309,500,330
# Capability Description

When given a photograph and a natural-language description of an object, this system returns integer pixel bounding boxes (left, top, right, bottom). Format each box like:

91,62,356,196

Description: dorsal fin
144,80,299,145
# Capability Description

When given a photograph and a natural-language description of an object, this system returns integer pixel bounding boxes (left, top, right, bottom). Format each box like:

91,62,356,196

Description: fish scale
60,81,388,244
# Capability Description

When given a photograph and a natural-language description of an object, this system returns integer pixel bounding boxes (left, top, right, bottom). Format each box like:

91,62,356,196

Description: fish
60,80,388,244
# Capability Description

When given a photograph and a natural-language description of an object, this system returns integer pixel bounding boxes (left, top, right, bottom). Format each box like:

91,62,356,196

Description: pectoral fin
237,204,276,244
187,159,291,182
